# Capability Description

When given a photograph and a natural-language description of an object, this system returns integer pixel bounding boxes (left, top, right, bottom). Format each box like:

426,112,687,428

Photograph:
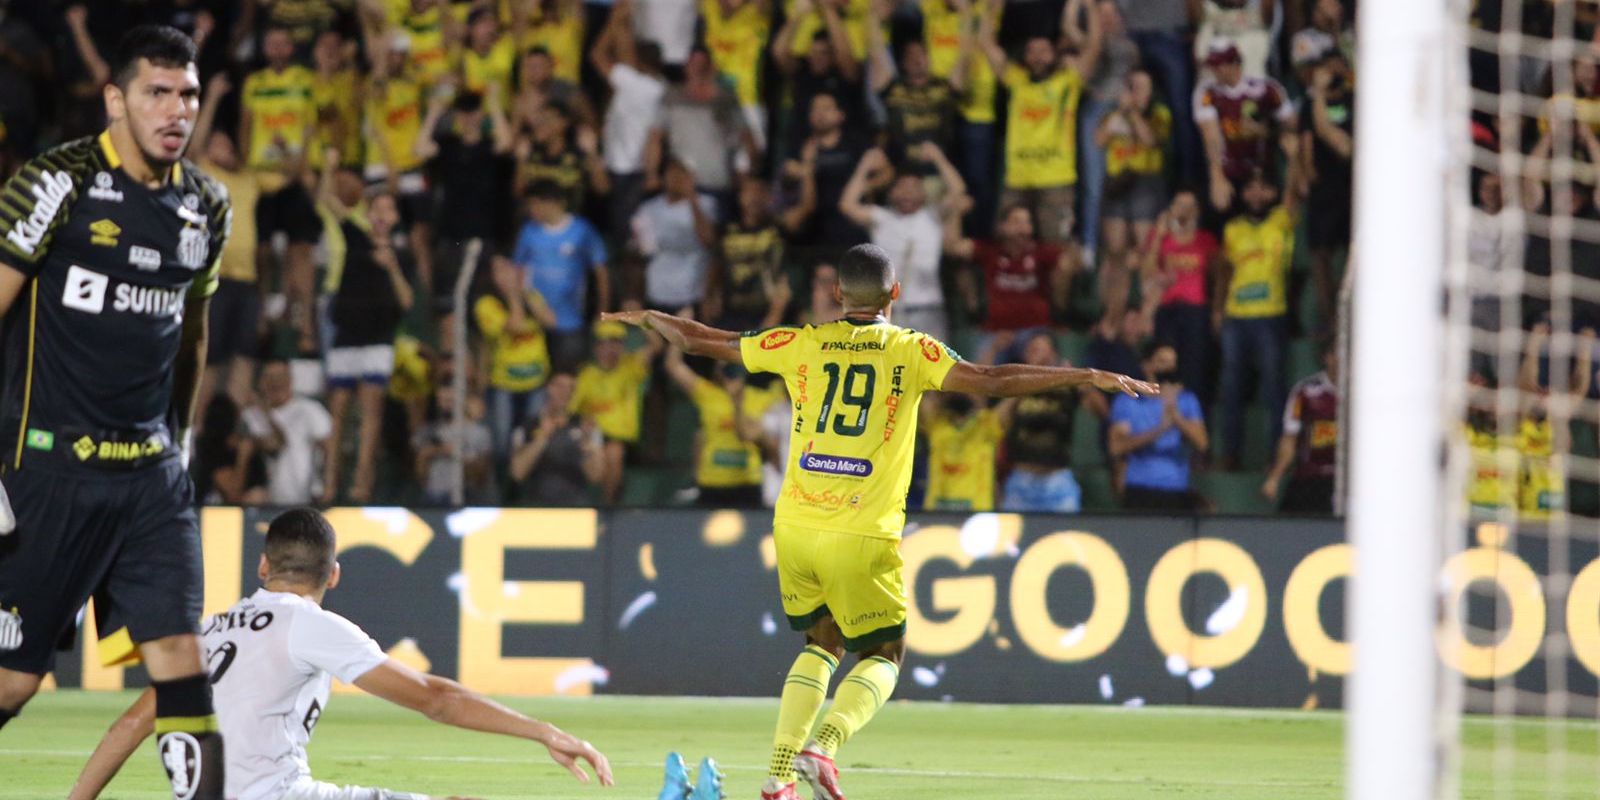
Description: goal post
1347,0,1462,797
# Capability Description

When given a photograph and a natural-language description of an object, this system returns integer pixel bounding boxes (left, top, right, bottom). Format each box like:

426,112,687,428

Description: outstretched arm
941,360,1157,398
355,659,614,786
602,309,744,363
68,688,156,800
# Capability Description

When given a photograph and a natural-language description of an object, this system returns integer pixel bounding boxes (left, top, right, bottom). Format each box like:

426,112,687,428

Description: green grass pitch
4,691,1598,798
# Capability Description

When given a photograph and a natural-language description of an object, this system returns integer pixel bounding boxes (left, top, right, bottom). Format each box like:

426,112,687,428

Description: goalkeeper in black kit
0,26,232,800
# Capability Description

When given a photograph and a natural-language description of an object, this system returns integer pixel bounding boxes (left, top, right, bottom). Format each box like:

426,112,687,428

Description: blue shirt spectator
513,182,611,336
1109,343,1209,511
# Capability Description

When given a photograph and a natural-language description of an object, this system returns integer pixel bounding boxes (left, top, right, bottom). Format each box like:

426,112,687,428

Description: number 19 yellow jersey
739,319,961,540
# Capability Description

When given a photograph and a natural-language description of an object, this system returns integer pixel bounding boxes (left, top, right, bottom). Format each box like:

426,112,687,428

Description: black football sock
152,674,225,800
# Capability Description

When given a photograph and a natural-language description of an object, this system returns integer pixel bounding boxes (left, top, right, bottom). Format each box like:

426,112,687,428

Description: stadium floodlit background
3,0,1600,797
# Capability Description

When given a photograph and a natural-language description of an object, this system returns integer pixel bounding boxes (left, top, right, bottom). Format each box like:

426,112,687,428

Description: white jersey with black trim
201,589,387,800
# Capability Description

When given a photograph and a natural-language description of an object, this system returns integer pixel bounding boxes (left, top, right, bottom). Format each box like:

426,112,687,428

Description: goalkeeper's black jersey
0,132,230,469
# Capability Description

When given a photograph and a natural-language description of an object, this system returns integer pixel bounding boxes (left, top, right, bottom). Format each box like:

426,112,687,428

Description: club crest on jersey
760,329,797,350
0,606,21,651
178,227,208,270
159,732,202,800
88,171,123,202
920,338,942,363
6,170,73,256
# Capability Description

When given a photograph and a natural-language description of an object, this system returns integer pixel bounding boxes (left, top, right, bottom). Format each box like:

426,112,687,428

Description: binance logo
73,436,96,461
89,219,121,247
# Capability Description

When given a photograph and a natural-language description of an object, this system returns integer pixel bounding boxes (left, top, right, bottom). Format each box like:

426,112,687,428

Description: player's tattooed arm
601,309,743,364
941,361,1159,398
68,688,156,800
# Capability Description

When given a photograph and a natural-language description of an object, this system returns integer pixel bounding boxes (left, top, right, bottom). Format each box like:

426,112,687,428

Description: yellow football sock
813,656,899,757
770,644,839,783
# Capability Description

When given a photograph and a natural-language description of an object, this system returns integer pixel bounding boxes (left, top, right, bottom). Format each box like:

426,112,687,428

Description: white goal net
1354,0,1600,797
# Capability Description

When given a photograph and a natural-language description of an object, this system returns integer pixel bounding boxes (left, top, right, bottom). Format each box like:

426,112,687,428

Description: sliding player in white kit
68,508,614,800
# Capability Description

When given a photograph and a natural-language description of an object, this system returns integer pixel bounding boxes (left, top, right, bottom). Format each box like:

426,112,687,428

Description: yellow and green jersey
739,319,961,539
921,0,999,123
241,65,316,173
702,0,770,107
516,8,585,83
1001,64,1083,188
311,68,364,170
570,353,649,442
474,292,552,393
364,76,426,175
687,379,779,488
924,408,1004,511
1222,206,1295,319
462,36,516,108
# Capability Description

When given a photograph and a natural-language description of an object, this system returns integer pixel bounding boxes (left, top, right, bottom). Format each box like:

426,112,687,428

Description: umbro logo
89,218,121,247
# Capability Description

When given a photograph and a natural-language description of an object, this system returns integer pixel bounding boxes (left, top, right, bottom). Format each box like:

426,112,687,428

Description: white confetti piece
1059,624,1086,648
1165,653,1189,676
554,663,610,693
1098,674,1114,700
959,514,1002,559
912,666,940,687
1188,668,1215,690
1206,585,1250,635
618,591,657,630
445,507,501,538
761,612,777,635
1123,697,1145,708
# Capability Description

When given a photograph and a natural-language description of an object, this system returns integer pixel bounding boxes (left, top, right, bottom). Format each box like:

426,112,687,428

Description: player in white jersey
68,509,614,800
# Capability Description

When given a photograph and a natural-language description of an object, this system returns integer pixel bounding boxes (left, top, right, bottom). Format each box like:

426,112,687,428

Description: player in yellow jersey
603,244,1155,800
978,0,1101,245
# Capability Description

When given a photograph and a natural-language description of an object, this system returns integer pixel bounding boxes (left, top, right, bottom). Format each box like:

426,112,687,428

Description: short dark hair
637,41,664,73
1139,339,1174,363
111,25,197,90
264,508,337,586
527,179,568,204
838,244,895,308
452,90,484,113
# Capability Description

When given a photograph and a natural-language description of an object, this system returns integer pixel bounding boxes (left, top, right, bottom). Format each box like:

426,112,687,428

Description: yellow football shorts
773,522,907,651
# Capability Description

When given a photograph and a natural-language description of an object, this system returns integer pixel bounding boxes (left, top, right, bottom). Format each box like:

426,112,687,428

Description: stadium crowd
0,0,1360,514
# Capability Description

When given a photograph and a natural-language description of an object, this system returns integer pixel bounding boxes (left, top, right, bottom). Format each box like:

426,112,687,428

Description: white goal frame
1347,0,1462,798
